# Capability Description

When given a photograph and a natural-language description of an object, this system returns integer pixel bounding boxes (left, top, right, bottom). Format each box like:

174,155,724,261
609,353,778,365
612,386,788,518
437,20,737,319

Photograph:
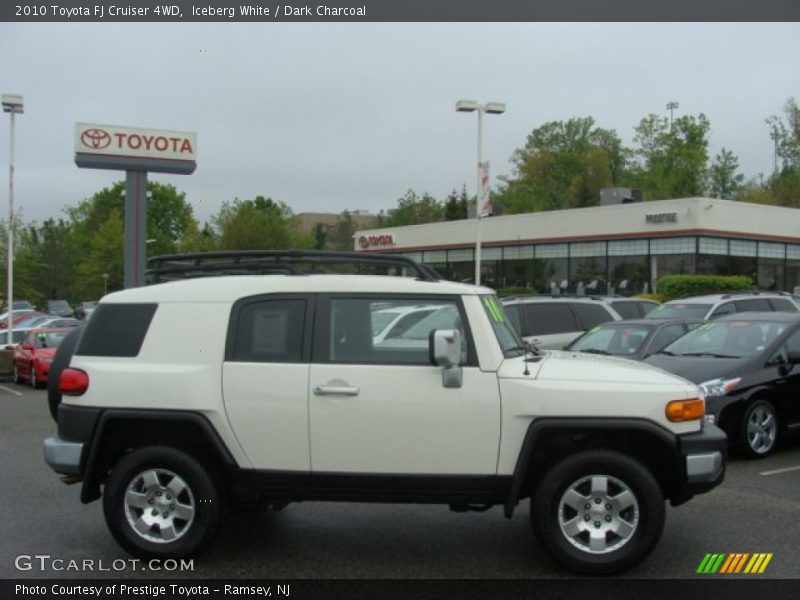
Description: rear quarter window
573,303,615,328
75,303,157,357
768,298,799,313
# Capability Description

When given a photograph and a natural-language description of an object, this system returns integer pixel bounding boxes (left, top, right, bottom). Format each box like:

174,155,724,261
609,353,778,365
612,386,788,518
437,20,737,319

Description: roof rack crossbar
146,250,439,283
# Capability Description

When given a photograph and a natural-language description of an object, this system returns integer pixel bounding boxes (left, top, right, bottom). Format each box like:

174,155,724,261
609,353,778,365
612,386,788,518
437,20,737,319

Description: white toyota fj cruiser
43,251,726,575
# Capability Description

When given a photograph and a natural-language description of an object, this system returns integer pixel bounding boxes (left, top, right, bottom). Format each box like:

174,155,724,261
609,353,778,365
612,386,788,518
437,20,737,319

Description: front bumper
672,423,727,504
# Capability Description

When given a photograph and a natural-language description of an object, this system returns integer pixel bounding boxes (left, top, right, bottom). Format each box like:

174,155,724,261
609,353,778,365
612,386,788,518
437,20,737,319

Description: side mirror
787,350,800,365
429,329,463,389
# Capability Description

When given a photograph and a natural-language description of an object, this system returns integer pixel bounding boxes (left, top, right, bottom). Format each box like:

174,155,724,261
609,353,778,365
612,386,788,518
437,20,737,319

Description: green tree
212,196,311,250
631,113,711,199
77,209,125,298
384,190,443,226
328,211,357,251
707,147,745,200
443,187,469,221
501,117,630,213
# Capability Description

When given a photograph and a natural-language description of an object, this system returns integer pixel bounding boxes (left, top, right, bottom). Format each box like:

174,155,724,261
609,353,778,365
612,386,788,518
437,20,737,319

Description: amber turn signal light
665,398,704,422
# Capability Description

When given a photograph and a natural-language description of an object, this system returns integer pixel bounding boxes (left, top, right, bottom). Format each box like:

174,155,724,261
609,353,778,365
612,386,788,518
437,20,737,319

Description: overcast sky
1,22,799,225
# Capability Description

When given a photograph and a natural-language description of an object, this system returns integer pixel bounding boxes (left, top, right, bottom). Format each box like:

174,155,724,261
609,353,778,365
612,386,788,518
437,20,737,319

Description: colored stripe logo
697,553,773,574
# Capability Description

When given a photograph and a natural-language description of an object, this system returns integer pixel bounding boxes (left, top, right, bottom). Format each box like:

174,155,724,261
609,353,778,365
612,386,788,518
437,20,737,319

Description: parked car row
536,292,800,459
0,299,98,322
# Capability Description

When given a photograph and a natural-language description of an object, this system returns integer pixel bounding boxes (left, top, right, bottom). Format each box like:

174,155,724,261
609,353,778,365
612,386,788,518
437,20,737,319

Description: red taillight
59,368,89,396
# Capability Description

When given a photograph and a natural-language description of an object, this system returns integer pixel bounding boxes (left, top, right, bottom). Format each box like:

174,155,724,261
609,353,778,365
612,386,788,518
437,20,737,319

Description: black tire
103,446,223,559
13,363,21,384
739,399,778,459
530,450,665,576
47,325,83,421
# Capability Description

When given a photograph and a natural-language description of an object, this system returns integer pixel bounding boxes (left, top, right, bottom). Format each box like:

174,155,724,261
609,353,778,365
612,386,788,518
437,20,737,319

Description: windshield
570,324,653,356
48,301,70,311
663,320,786,358
647,303,712,319
481,296,524,358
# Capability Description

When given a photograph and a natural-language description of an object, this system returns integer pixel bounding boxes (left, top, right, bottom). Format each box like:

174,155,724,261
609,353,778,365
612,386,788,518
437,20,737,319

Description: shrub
656,274,754,301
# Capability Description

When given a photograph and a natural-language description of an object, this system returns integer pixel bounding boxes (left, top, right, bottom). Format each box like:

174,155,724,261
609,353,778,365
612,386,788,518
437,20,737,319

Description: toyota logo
81,128,111,150
358,236,368,249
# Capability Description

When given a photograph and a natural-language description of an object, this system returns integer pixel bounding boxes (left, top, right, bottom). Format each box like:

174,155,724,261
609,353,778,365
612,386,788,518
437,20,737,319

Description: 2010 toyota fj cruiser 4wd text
43,251,726,575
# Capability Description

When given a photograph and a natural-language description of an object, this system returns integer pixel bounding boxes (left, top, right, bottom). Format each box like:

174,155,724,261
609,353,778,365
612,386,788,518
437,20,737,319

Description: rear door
307,294,501,475
222,295,314,470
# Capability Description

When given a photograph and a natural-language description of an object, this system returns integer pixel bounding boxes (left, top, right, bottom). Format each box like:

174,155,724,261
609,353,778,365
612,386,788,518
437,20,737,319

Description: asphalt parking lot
1,383,798,579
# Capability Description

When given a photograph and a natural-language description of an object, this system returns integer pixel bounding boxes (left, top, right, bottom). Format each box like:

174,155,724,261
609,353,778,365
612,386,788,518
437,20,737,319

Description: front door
308,295,501,475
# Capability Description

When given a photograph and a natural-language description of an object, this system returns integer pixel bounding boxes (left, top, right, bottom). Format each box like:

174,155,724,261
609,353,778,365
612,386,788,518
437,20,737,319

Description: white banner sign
478,161,491,217
75,123,197,161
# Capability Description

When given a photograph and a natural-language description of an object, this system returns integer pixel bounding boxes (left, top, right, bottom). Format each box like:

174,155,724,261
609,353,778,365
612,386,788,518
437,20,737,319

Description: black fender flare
80,409,238,503
503,418,679,518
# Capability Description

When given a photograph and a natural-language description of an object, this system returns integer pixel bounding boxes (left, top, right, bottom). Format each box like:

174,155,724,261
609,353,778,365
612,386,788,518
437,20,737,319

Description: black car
645,312,800,458
566,318,703,361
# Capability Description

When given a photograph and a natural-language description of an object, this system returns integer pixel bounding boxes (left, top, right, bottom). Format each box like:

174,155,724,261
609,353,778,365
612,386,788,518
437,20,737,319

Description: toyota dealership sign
75,122,197,174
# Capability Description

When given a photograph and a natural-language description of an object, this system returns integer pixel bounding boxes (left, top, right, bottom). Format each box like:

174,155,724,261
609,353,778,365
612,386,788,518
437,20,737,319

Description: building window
536,244,568,259
650,237,696,255
608,239,648,256
503,245,534,260
758,242,785,259
730,240,757,257
534,257,569,294
447,248,474,262
570,241,607,258
698,237,728,255
608,255,650,296
758,258,784,291
424,250,446,263
570,256,608,294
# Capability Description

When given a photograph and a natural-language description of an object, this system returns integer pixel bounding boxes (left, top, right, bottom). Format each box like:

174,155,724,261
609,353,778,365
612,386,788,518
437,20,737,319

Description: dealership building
353,196,800,294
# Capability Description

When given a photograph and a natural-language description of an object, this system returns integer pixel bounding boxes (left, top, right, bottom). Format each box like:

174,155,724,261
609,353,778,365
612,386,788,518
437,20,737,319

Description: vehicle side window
328,298,468,365
768,298,799,313
573,303,615,329
735,298,771,312
649,325,688,355
710,302,736,319
231,299,306,363
522,303,578,336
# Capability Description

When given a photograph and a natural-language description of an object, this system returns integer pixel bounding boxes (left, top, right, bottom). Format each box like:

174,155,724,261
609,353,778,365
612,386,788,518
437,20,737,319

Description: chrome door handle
313,385,360,397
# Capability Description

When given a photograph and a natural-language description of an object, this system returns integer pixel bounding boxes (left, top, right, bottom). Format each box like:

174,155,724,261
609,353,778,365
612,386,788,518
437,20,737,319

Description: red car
13,328,71,388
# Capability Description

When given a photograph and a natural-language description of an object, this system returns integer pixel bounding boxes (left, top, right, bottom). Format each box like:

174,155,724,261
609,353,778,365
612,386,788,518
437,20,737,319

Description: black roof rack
146,250,441,284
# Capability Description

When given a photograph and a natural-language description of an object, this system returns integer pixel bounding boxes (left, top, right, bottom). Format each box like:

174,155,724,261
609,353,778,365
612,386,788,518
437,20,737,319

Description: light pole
102,273,109,296
2,94,23,339
456,100,505,286
666,101,679,129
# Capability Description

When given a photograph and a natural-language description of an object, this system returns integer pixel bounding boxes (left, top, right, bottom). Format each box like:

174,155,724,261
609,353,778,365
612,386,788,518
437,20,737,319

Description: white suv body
647,292,799,321
501,296,623,349
43,259,727,575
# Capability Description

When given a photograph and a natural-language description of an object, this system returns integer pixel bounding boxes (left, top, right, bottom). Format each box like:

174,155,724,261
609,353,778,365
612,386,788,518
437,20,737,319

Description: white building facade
354,197,800,294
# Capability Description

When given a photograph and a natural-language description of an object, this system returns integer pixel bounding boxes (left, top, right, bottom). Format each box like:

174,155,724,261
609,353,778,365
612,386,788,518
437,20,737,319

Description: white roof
104,274,491,304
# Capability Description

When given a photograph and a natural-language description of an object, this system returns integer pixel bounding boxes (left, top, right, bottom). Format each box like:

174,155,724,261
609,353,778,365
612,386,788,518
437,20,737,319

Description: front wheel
740,399,778,458
531,450,665,576
103,446,223,559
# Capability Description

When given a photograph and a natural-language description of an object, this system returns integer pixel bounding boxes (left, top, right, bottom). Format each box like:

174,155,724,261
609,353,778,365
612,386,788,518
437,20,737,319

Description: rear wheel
103,446,223,559
531,450,665,575
740,399,778,458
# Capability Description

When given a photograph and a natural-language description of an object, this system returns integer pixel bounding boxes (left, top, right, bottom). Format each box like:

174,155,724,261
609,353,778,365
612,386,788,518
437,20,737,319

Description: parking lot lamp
455,100,506,286
2,94,23,337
